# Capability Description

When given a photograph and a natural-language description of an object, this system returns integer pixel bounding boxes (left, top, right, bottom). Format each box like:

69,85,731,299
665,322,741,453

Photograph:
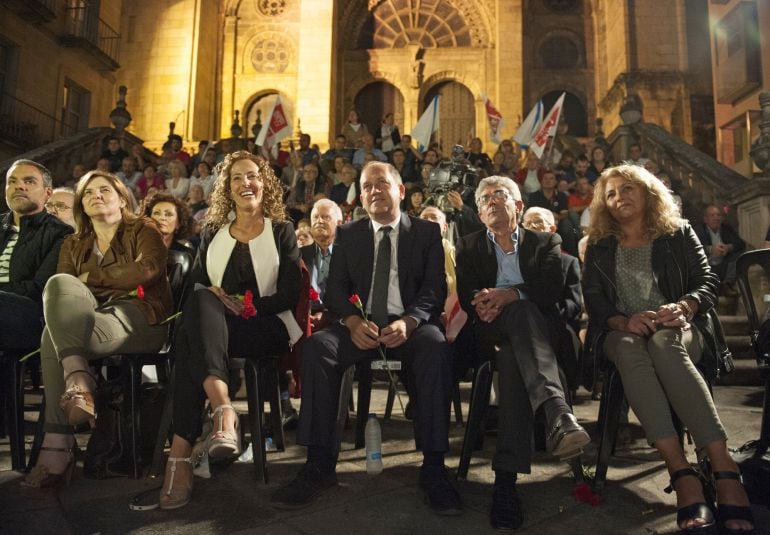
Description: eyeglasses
45,202,72,211
477,190,510,205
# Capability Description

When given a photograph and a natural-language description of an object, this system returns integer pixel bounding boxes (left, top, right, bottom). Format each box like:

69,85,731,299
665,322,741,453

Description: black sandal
713,471,755,534
664,467,717,534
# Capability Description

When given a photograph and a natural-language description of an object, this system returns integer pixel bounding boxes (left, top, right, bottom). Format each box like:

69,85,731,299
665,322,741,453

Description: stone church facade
113,0,713,154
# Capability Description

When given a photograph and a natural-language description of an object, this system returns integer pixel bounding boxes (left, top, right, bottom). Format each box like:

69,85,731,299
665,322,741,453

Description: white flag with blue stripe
513,100,544,148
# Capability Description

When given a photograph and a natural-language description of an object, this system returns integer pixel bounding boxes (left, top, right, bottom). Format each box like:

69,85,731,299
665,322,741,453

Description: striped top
0,225,19,283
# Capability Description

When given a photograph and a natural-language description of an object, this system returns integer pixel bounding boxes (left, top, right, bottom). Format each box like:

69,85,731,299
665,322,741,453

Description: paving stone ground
1,383,769,534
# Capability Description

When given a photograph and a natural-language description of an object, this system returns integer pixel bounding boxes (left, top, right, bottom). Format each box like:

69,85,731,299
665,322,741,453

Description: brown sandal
59,370,96,426
20,446,76,494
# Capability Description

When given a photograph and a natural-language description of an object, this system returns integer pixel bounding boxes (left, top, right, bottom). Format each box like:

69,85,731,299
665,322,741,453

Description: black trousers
172,288,289,444
475,300,566,474
296,320,452,456
0,290,43,351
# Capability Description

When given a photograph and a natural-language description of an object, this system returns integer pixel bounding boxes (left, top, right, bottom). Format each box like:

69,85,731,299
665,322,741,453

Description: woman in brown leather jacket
583,165,753,534
22,170,172,492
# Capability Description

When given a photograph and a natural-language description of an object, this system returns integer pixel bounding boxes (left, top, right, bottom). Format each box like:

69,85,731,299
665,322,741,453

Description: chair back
167,249,193,313
736,249,770,372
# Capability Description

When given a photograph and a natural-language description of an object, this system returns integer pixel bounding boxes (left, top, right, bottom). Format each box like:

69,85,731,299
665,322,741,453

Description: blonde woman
582,165,753,534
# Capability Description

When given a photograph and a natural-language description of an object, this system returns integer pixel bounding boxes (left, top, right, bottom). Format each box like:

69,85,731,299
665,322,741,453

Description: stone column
295,1,334,150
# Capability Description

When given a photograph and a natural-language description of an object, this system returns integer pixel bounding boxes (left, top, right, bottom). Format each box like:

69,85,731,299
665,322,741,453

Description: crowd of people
0,114,757,533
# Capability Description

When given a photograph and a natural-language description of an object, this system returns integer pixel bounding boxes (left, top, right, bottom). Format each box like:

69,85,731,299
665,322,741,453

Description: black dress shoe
270,463,337,509
490,483,523,531
419,465,463,516
546,413,590,460
282,407,299,430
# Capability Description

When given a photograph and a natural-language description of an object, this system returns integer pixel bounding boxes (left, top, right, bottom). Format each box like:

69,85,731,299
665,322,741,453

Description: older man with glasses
45,188,77,230
455,175,589,531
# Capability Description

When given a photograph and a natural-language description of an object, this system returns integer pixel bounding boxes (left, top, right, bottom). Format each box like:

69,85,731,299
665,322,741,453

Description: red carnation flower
243,290,253,306
241,303,257,319
309,287,320,301
136,285,145,300
348,294,362,306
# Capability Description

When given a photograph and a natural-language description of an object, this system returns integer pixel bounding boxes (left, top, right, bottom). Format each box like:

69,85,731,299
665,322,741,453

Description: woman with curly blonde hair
583,164,753,533
158,151,302,509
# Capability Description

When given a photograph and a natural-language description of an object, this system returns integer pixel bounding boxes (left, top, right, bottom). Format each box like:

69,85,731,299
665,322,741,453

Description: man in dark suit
456,176,589,531
273,162,460,515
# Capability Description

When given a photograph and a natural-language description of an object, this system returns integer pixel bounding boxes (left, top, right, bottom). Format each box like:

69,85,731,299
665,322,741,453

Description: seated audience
377,112,400,154
190,162,216,197
586,146,610,183
521,207,582,388
1,160,73,355
406,185,425,217
22,170,170,491
158,151,302,509
100,136,128,173
513,152,545,197
65,163,87,189
168,134,192,171
116,157,142,189
567,176,593,227
392,148,417,184
455,175,589,530
46,188,77,230
342,110,369,149
627,142,649,167
353,133,388,169
695,205,745,295
187,184,209,215
165,160,191,200
148,192,194,254
301,199,342,331
286,164,330,222
135,164,165,199
465,137,492,177
583,164,753,533
321,135,354,172
294,134,320,167
527,171,577,256
273,161,461,515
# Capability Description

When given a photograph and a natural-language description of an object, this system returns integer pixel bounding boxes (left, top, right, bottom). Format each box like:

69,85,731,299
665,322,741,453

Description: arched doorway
423,81,475,153
542,90,587,137
244,92,295,141
353,82,405,140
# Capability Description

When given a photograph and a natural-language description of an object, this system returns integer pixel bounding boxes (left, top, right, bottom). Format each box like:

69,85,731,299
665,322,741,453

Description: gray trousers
40,274,167,434
604,327,726,448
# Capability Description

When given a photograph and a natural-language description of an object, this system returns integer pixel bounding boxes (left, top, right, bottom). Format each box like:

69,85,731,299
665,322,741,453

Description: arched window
538,33,584,69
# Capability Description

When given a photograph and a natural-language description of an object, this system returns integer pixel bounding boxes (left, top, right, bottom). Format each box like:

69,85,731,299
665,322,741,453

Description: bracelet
677,300,694,321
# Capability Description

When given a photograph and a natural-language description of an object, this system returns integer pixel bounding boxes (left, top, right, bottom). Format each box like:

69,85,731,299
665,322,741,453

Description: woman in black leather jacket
583,165,752,534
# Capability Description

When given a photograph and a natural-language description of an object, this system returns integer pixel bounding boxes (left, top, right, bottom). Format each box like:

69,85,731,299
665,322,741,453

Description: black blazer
191,220,300,317
559,252,582,331
325,212,446,325
455,225,565,322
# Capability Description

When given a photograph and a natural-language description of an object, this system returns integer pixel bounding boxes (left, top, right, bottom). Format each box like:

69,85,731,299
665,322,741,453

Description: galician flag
411,96,440,153
512,99,544,148
255,95,292,149
483,95,505,144
529,92,565,158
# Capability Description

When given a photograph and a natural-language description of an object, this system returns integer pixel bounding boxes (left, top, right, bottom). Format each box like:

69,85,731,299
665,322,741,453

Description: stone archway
423,80,475,152
353,81,405,140
243,90,295,141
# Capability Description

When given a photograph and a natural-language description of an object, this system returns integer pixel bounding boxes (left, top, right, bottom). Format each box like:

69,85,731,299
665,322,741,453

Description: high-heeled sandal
20,446,75,493
59,369,96,426
207,404,240,459
159,456,193,510
713,471,755,534
664,467,717,534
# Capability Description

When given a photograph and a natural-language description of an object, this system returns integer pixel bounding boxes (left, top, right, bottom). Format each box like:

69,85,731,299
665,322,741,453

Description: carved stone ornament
250,33,293,73
258,0,286,17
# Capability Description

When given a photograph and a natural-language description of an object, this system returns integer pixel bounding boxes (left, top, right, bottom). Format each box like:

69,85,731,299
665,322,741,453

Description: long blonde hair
587,164,683,244
205,151,287,230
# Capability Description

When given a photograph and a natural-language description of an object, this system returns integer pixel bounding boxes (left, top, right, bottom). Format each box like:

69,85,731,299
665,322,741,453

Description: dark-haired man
1,160,73,352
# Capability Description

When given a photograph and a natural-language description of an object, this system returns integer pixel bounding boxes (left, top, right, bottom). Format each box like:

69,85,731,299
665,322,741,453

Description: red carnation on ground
572,483,602,506
309,287,320,301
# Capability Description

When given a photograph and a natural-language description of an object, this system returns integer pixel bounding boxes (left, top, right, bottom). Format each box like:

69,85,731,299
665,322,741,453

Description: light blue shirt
486,228,527,298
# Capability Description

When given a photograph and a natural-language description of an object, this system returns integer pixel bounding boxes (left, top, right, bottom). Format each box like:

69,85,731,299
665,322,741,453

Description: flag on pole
512,100,544,148
255,95,292,149
483,95,505,144
410,96,440,153
444,292,467,344
529,92,565,158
